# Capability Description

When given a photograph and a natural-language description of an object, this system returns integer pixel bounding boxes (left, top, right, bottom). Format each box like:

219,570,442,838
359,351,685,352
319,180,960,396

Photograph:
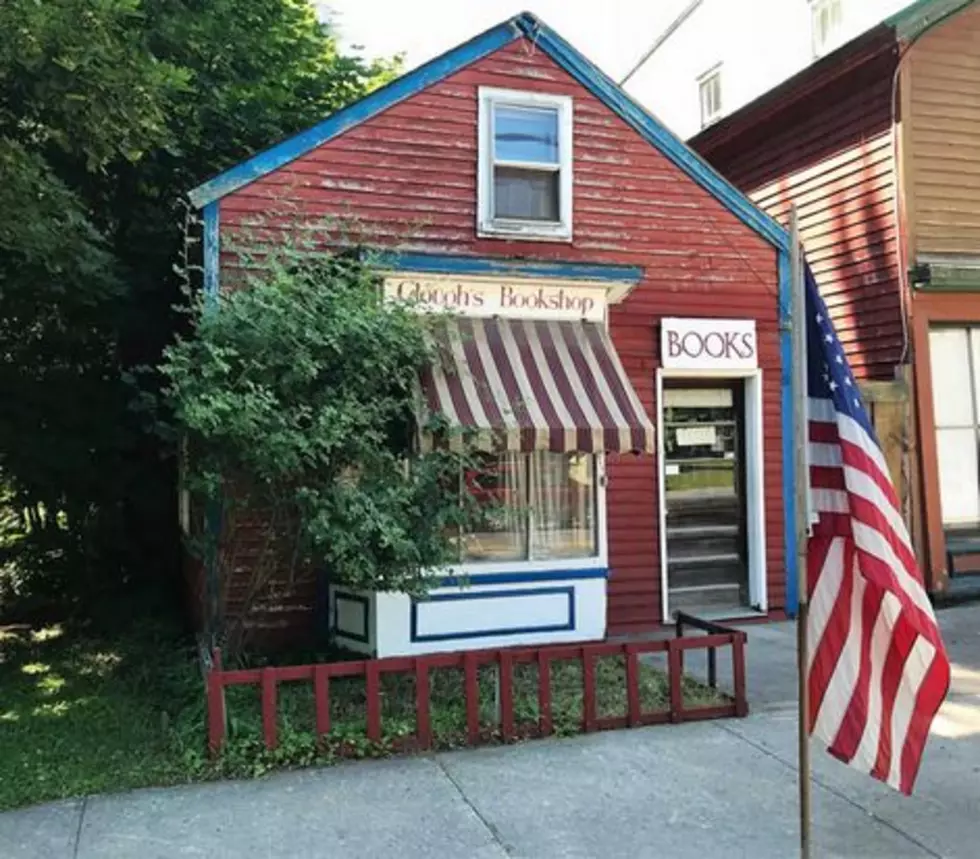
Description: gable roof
188,11,788,251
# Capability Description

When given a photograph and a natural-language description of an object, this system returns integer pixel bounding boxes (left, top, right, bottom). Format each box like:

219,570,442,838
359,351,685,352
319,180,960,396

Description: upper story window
698,65,723,129
478,88,573,241
811,0,844,57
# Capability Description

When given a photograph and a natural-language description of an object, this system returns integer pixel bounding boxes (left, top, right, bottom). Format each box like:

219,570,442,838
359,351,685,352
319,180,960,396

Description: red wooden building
188,12,796,654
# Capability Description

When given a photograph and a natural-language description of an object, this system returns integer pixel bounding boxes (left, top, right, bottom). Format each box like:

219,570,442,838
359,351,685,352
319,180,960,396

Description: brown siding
693,40,903,381
219,38,786,638
906,3,980,256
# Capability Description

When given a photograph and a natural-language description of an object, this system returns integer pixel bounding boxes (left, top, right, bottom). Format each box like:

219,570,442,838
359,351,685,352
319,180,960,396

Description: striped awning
420,317,654,454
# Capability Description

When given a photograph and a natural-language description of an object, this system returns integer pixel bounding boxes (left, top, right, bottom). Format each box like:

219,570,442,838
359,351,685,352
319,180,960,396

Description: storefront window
929,327,980,527
458,452,598,563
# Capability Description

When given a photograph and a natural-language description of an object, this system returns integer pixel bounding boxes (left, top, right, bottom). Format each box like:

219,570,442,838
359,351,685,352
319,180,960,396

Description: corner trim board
203,202,220,305
779,246,799,615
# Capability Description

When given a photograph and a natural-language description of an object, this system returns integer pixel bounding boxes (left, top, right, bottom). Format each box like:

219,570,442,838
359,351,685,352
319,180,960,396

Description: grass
0,623,730,811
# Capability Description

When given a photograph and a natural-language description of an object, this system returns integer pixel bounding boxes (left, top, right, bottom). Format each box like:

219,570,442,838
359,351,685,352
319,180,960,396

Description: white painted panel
335,594,368,640
371,580,606,657
929,328,973,427
664,387,733,408
329,587,375,656
414,588,571,640
936,428,980,525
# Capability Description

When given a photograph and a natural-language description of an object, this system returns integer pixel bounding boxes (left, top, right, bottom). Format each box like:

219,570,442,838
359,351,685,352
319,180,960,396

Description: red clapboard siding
219,37,785,636
692,35,901,382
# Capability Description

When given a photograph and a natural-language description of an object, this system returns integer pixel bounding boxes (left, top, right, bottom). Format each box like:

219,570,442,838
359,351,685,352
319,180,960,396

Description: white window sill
478,222,573,243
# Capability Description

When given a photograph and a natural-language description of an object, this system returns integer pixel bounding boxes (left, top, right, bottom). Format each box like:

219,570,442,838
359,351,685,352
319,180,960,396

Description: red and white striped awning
420,317,654,454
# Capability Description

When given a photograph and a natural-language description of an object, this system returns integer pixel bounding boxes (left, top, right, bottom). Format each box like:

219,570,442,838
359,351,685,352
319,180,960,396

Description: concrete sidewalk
2,605,978,859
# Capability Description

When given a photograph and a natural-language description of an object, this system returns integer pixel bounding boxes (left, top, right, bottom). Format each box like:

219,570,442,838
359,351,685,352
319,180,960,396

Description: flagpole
789,205,812,859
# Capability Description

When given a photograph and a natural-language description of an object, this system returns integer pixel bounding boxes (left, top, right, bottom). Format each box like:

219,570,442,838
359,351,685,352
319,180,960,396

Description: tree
0,0,399,614
160,251,477,655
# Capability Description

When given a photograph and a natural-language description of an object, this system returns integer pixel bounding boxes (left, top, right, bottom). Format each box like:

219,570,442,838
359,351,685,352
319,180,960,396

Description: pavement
2,605,979,859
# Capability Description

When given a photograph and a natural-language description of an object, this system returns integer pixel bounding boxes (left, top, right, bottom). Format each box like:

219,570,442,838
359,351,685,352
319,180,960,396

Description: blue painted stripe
203,202,220,307
375,252,643,283
188,22,520,208
436,567,608,588
512,14,789,252
779,246,798,616
410,586,575,643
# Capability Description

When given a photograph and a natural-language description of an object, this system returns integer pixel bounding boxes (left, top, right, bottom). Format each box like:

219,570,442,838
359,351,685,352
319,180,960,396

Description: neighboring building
622,0,917,139
188,13,797,654
689,0,979,594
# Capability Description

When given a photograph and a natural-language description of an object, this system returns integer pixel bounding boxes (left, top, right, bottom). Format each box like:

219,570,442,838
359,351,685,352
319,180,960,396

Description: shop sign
384,274,608,323
661,317,758,370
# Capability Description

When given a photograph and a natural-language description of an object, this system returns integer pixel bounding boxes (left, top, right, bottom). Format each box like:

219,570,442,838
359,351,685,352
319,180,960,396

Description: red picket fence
206,613,748,753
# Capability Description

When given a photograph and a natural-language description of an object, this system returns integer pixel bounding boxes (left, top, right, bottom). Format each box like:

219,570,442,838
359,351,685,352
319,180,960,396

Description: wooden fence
206,613,748,753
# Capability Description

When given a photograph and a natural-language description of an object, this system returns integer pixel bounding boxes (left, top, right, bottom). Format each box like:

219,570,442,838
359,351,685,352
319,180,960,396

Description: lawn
0,622,729,811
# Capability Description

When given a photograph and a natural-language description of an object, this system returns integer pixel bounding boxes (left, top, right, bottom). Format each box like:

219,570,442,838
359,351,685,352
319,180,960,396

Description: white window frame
811,0,844,58
477,87,573,242
445,453,608,577
697,65,723,129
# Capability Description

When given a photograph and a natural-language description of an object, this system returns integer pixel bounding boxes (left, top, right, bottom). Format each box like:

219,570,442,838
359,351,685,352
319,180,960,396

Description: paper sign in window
676,426,717,447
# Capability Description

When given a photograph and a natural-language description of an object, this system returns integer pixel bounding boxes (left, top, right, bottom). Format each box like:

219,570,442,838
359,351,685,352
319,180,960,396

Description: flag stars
829,380,838,392
825,333,833,343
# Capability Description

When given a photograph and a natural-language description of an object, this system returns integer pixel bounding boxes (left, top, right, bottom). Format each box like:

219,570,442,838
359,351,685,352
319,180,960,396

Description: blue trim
779,247,799,617
188,22,520,208
187,11,789,252
334,592,371,644
436,567,608,588
410,586,575,643
512,14,788,252
375,252,643,283
203,202,220,307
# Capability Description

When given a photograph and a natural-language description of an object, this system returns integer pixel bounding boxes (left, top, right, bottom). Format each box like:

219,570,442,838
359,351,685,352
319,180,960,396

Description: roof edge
887,0,976,41
188,19,521,208
513,13,788,249
691,24,896,155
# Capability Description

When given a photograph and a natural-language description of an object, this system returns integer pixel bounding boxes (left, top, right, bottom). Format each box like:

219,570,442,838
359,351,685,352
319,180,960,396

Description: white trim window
697,65,723,129
928,326,980,528
811,0,844,58
477,88,573,241
447,452,606,571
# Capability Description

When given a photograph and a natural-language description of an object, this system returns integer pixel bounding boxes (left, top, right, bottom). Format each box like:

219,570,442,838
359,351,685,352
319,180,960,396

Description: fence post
207,648,226,755
668,639,684,723
261,667,278,750
415,660,431,749
499,651,514,741
707,647,717,689
582,646,596,732
314,665,331,740
366,662,381,742
625,645,641,727
537,651,552,736
733,632,749,717
464,651,480,744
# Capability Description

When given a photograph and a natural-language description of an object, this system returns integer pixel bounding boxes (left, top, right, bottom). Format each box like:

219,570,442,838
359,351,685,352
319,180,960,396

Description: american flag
804,263,950,794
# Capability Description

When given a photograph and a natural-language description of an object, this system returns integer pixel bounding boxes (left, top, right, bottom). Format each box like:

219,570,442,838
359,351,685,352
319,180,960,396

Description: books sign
661,317,758,370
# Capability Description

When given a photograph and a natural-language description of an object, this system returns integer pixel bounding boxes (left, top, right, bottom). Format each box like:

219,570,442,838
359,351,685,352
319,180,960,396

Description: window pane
461,452,527,561
529,453,597,559
493,166,559,221
493,105,559,164
929,328,973,427
936,428,980,526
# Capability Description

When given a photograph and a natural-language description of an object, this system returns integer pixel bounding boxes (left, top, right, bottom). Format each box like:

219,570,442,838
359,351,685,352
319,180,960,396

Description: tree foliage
161,253,476,651
0,0,399,612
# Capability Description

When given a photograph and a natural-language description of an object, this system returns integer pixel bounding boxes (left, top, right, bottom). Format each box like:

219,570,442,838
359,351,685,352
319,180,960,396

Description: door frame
657,368,768,622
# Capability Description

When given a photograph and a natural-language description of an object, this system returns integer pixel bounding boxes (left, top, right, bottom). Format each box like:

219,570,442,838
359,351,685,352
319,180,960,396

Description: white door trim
657,367,768,623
